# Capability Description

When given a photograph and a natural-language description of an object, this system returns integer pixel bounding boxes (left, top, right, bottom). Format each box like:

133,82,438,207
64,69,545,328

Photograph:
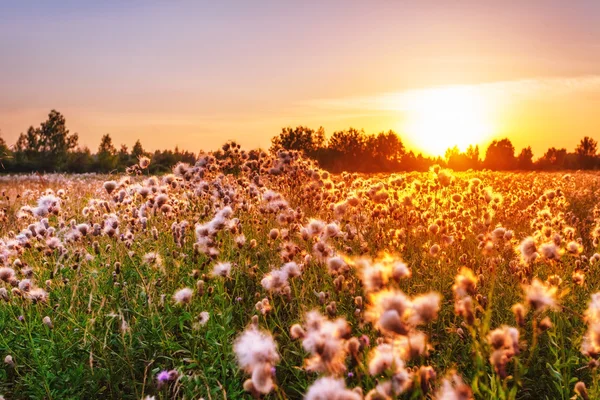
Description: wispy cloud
303,75,600,112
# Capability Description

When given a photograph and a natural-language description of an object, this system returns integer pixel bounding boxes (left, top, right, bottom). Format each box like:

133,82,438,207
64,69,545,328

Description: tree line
0,110,195,174
271,126,600,173
1,110,599,174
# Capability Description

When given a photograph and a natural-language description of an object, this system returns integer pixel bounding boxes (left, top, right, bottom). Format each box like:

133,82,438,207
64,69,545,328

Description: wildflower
524,279,557,312
0,267,15,283
103,181,118,194
366,289,413,335
519,237,538,263
356,254,411,293
139,156,151,169
511,303,526,326
261,262,301,294
173,288,193,305
435,372,473,400
211,261,232,277
290,324,306,339
304,377,361,400
27,288,48,303
539,242,561,260
234,326,280,394
326,256,347,275
296,311,351,374
42,316,53,329
575,381,589,400
582,293,600,359
539,317,553,332
573,270,585,286
156,369,178,388
453,267,477,298
368,343,405,376
143,252,163,269
567,241,583,255
255,298,272,315
488,326,520,378
410,292,442,325
404,370,427,397
4,355,14,367
198,311,210,326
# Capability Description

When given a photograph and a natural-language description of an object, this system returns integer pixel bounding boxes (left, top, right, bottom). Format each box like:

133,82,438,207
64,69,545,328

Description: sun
402,85,495,157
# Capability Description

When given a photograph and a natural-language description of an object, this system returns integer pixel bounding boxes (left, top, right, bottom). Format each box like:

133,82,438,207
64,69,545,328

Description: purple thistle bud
347,372,354,378
157,370,170,383
360,334,370,347
167,369,179,381
18,315,24,322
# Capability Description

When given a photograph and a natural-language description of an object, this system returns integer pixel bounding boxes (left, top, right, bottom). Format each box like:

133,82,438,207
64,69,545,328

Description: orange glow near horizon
401,85,496,157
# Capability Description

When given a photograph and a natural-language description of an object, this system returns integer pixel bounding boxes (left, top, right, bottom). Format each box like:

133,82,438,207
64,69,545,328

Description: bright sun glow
402,85,495,157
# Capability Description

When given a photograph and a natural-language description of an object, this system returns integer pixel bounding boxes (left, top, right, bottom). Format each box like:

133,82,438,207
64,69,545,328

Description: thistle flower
524,278,557,312
103,181,118,195
0,267,15,283
156,369,176,388
296,311,351,375
234,326,280,394
539,242,561,260
519,237,538,263
173,287,193,305
368,343,405,376
139,156,151,169
410,292,442,325
211,261,232,278
4,355,14,367
366,289,413,335
42,316,53,329
453,267,477,298
575,381,589,400
488,326,520,378
582,293,600,359
198,311,210,326
356,254,411,293
304,377,361,400
435,372,473,400
27,287,48,303
566,241,583,255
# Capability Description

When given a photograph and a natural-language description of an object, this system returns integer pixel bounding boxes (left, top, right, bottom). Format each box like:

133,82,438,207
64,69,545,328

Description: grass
1,160,600,399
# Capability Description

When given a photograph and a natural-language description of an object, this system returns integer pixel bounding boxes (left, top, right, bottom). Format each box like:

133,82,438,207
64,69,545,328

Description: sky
1,0,599,157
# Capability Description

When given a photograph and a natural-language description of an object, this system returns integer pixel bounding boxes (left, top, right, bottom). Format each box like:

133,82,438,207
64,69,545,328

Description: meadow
1,145,600,400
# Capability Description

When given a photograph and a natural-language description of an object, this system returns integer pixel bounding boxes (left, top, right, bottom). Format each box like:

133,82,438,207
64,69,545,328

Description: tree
118,144,130,169
372,130,405,163
270,126,325,155
328,128,366,158
575,136,598,169
444,145,480,171
14,110,79,171
131,140,147,160
96,134,117,172
537,147,567,170
66,147,93,173
516,147,534,170
484,138,516,170
326,128,369,171
0,131,11,169
465,145,481,167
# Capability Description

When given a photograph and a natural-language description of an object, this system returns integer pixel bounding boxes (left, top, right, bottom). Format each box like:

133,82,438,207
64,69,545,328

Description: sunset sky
1,1,599,157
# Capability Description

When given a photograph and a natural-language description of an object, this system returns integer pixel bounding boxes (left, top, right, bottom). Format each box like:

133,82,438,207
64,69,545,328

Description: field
2,148,600,400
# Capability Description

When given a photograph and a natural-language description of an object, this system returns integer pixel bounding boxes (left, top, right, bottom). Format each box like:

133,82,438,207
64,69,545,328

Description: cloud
303,75,600,112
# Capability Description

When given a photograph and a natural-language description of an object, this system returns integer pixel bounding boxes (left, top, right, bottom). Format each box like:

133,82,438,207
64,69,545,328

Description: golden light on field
403,85,495,156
